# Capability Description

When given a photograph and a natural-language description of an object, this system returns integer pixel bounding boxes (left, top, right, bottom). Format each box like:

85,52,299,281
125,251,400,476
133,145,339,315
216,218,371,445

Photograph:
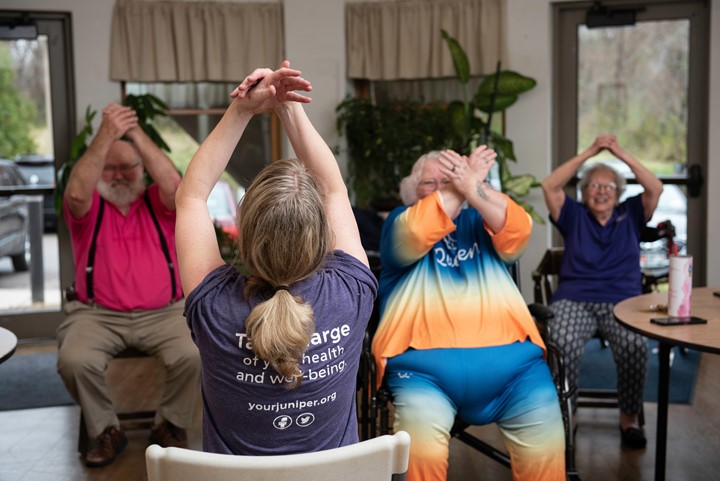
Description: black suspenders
86,190,177,304
142,189,177,300
85,198,105,301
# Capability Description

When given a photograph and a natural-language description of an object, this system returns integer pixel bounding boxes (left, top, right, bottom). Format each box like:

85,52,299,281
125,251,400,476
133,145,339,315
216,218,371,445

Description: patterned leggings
385,341,566,481
548,299,648,415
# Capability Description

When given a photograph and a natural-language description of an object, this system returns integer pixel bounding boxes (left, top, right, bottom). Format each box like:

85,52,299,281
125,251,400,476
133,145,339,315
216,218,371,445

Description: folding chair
145,431,411,481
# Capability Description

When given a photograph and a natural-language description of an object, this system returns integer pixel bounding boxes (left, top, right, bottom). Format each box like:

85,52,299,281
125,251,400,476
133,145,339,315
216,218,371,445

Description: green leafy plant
122,93,171,153
441,30,543,222
336,31,543,221
0,44,38,158
336,98,452,209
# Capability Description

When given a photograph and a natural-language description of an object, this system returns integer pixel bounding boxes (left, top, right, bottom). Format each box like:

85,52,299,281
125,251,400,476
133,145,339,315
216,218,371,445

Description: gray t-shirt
184,250,377,455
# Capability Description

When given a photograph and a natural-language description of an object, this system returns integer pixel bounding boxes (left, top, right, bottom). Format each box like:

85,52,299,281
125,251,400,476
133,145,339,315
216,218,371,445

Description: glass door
0,12,75,339
553,0,710,288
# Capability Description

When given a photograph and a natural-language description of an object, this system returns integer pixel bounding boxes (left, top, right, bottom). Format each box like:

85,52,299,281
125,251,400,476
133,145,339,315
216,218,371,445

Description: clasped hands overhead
229,60,313,114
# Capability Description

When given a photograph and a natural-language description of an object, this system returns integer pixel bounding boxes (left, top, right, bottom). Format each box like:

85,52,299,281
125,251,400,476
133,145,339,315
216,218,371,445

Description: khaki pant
57,300,200,439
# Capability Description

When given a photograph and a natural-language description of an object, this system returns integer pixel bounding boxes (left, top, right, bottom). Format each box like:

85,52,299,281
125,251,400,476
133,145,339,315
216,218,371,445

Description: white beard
97,177,146,209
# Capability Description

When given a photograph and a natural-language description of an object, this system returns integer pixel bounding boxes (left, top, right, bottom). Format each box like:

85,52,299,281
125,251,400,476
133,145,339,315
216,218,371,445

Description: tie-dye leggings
385,340,566,481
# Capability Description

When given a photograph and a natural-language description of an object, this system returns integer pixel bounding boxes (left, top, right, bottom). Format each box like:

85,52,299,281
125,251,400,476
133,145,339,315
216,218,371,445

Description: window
124,82,278,191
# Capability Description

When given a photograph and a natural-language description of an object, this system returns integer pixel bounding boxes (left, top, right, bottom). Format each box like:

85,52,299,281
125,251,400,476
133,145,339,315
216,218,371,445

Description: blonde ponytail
237,159,332,389
245,289,314,388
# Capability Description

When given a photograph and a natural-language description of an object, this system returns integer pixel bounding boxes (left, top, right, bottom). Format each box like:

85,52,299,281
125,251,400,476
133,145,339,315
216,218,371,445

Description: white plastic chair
145,431,411,481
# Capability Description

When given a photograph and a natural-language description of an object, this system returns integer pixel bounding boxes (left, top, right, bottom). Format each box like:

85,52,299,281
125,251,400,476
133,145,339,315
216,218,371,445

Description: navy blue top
551,194,646,304
184,251,377,455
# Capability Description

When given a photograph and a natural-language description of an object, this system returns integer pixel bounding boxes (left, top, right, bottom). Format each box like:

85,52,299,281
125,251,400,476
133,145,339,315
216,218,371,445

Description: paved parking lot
0,233,61,312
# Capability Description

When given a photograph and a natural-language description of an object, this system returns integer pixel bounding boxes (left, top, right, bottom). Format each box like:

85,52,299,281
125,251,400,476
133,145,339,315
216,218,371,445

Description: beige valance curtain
110,0,283,82
346,0,505,80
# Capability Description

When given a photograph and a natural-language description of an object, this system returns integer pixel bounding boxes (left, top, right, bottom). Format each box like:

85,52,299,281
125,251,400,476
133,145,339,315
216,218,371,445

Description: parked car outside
208,180,238,241
0,159,30,271
13,154,57,232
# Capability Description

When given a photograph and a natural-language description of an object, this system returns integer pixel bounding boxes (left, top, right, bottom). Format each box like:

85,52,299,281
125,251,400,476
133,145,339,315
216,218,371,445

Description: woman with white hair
541,134,664,448
372,146,566,481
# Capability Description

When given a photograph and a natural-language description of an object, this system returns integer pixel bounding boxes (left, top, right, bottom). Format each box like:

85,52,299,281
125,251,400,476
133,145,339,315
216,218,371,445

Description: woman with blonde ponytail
175,62,376,455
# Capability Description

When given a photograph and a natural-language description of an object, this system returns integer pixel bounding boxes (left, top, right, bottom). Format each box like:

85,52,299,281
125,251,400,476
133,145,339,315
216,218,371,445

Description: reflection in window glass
577,20,689,176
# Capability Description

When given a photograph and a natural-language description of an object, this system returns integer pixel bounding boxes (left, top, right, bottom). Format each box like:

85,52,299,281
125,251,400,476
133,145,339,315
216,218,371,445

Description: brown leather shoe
85,426,128,467
149,420,188,448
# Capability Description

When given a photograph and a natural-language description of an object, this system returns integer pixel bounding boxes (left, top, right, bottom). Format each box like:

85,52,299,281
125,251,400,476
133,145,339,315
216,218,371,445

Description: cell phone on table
650,316,707,326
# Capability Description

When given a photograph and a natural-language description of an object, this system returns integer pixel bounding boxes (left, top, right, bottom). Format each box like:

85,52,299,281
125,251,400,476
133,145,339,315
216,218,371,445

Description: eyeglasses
587,182,617,192
418,179,451,191
103,162,141,175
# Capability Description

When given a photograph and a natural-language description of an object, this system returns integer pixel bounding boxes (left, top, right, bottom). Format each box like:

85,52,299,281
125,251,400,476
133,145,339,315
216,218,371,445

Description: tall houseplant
441,30,543,222
336,30,542,220
336,98,452,210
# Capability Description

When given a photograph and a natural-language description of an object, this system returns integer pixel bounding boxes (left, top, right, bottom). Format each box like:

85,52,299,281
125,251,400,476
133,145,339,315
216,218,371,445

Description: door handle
687,164,703,198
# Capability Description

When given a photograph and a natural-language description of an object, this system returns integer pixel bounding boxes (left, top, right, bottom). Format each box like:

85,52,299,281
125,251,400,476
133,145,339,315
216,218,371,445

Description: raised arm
273,100,369,267
64,104,137,218
175,64,313,295
542,135,606,222
125,125,181,211
605,137,663,221
437,146,508,234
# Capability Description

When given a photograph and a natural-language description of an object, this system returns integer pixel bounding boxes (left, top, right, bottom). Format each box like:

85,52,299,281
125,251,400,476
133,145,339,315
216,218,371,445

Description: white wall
503,0,556,292
284,0,348,177
7,0,720,295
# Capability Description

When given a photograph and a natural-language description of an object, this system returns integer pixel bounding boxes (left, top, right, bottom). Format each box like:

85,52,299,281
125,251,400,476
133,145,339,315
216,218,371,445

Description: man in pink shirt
56,103,200,468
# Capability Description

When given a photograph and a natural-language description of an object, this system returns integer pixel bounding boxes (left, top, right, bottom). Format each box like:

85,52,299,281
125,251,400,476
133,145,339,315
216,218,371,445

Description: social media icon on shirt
273,415,293,430
296,413,315,427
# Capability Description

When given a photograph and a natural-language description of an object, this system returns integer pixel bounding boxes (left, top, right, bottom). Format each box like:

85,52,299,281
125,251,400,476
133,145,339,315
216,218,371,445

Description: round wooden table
614,286,720,481
0,326,18,364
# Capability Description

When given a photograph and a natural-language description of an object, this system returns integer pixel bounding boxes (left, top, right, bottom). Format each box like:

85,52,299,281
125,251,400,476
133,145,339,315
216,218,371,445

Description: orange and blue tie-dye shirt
371,191,546,385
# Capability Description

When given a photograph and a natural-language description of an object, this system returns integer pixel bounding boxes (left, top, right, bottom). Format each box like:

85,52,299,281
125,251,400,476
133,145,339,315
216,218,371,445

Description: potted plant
441,30,542,222
337,30,542,222
336,98,451,210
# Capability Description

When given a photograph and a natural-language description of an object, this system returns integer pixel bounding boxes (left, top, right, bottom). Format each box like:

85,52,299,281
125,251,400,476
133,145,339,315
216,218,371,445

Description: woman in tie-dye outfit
372,146,565,481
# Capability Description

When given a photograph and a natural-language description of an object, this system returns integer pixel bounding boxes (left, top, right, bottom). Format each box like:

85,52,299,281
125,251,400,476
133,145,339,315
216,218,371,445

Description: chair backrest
534,219,679,300
145,431,411,481
532,247,564,305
